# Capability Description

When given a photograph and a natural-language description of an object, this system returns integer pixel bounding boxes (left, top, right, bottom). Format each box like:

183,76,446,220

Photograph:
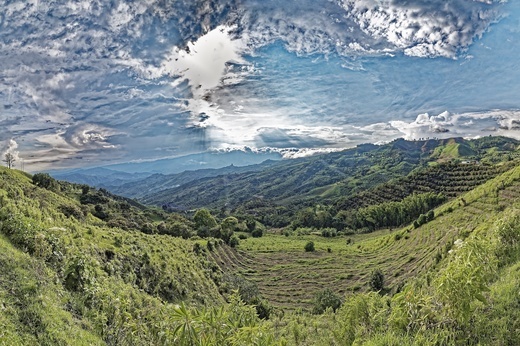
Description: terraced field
209,164,520,311
334,161,516,211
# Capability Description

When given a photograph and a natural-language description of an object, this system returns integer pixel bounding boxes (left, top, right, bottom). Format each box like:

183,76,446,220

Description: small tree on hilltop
3,153,15,169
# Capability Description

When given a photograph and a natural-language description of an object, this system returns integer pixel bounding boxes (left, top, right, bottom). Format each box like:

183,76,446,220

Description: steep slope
0,167,224,344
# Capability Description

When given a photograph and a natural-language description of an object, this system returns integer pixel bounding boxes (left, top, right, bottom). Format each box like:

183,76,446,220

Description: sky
1,0,520,171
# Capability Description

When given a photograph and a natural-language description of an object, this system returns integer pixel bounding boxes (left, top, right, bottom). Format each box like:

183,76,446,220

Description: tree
193,209,218,230
3,152,15,169
32,173,59,191
221,216,239,232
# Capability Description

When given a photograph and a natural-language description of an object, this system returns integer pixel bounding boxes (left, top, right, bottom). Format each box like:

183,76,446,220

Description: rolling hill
2,135,520,345
126,136,520,228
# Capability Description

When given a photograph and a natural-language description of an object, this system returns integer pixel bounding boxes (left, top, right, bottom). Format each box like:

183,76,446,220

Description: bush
193,209,218,229
229,236,239,248
369,269,385,292
304,241,315,252
312,288,342,314
255,299,273,320
192,243,203,254
238,234,248,240
64,256,99,292
246,218,257,232
32,173,59,191
251,228,263,238
321,228,337,237
58,204,85,220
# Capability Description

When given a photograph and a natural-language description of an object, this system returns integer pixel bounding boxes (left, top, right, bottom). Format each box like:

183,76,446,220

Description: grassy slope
0,167,224,344
210,162,520,311
0,233,104,345
2,137,520,344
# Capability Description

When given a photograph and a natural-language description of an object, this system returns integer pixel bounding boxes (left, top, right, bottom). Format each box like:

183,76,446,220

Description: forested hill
133,136,519,222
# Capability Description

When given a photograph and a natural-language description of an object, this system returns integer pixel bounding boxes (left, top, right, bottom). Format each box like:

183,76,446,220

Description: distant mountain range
51,149,283,188
52,137,520,227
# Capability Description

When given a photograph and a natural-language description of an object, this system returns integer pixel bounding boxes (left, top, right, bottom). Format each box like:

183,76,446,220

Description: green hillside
207,162,520,344
135,136,519,227
210,162,520,311
0,167,242,344
2,136,520,345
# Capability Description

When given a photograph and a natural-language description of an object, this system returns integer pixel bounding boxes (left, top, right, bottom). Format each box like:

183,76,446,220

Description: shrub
192,243,203,254
229,236,239,248
304,241,315,252
255,299,273,320
238,234,248,240
321,228,337,237
369,269,385,292
193,209,218,229
93,204,108,220
32,173,59,191
59,204,85,220
221,216,239,232
312,288,342,314
246,218,256,232
251,228,263,238
64,256,98,292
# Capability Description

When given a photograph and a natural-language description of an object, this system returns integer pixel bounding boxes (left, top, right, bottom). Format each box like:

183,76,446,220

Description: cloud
160,25,247,124
389,109,520,140
234,0,505,58
2,139,20,163
0,0,242,170
0,0,514,171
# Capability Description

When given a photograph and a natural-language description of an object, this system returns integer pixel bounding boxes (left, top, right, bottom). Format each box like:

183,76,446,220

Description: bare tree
3,153,15,169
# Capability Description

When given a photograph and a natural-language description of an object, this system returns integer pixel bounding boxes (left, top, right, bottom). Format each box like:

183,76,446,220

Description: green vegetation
368,269,385,292
2,136,520,345
304,241,315,252
120,136,519,231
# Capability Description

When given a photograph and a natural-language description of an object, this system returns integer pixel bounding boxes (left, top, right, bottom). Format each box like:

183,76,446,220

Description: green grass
0,167,225,344
209,163,520,311
2,141,520,344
